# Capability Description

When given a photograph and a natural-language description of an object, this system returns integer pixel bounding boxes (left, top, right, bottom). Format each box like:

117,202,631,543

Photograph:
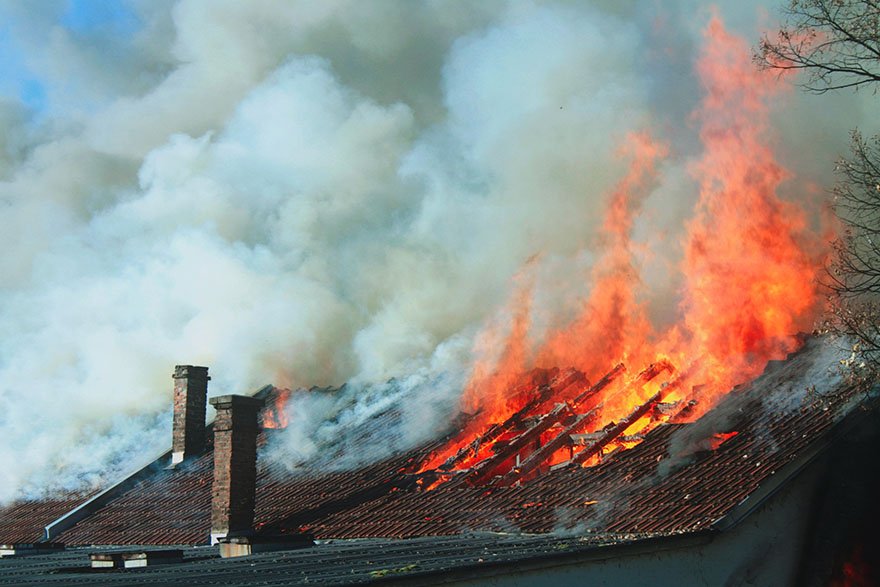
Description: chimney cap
173,365,210,380
209,395,265,410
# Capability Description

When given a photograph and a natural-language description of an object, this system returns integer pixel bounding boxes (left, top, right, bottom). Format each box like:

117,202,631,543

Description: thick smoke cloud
0,1,873,502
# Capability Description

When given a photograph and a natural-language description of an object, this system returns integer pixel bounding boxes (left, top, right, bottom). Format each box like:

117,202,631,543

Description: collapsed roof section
419,360,686,489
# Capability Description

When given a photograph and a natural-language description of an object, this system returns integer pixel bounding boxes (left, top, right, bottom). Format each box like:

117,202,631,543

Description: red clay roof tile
1,338,864,547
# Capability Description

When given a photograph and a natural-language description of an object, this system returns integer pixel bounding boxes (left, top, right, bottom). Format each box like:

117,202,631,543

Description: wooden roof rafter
496,362,676,486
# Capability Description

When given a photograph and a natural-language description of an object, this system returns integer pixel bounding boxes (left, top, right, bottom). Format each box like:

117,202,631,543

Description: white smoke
0,0,873,502
658,337,851,477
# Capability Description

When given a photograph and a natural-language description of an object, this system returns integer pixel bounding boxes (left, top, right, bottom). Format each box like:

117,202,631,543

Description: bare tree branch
758,1,880,378
756,0,880,93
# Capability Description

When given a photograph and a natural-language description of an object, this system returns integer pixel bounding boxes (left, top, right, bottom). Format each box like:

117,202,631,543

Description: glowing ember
832,544,873,587
707,431,739,451
417,16,827,487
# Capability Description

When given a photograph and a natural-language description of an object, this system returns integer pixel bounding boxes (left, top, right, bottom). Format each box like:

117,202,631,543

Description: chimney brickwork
209,394,264,544
171,365,210,465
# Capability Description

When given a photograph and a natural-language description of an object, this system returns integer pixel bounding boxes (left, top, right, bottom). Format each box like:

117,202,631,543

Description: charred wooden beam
670,399,698,423
569,431,605,446
569,376,684,467
618,433,646,443
464,364,625,486
651,401,681,421
438,422,502,471
570,363,624,410
568,392,663,467
464,403,573,485
439,368,588,471
495,411,597,486
497,362,675,486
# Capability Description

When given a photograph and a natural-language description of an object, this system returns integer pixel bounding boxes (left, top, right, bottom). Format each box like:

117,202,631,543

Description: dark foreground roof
0,532,705,586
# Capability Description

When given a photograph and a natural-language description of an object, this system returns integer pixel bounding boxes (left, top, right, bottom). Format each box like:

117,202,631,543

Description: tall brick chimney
209,394,265,545
171,365,210,465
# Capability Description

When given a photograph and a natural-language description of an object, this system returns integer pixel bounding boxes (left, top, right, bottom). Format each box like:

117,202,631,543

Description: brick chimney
209,394,265,545
171,365,210,465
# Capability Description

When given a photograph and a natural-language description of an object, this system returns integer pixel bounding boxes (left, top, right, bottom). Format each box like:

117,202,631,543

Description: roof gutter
378,531,716,587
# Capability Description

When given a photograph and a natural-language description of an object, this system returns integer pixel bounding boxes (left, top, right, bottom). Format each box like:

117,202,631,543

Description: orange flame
461,265,536,419
678,15,822,409
261,388,291,429
537,131,667,379
707,431,739,451
420,15,828,478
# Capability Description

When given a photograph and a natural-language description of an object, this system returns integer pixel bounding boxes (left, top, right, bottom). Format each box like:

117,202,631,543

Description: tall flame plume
420,15,827,477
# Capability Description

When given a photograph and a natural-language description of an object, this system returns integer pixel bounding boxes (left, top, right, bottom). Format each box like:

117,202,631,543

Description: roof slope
0,532,708,586
0,493,97,544
2,337,866,546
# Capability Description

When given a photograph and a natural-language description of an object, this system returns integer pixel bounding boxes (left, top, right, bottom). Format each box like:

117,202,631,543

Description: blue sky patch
0,25,44,112
60,0,140,36
19,79,47,112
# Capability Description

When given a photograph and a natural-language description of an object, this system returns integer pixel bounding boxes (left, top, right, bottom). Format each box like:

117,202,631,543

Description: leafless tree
757,0,880,93
827,131,880,376
757,0,880,378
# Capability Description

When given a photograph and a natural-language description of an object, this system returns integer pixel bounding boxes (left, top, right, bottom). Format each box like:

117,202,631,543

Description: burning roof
2,5,878,584
0,335,866,548
0,12,869,562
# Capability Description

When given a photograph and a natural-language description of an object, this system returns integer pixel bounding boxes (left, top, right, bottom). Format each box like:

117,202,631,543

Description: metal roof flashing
41,385,275,542
42,448,172,542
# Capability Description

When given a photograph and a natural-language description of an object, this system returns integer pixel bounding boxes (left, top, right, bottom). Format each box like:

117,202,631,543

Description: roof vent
89,549,183,569
218,534,314,558
171,365,210,465
0,542,64,557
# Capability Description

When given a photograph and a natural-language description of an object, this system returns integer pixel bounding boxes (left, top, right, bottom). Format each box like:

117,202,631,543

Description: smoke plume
0,1,874,502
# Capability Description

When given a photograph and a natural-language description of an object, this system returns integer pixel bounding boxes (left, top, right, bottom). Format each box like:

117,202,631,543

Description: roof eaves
710,392,874,533
371,531,715,586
